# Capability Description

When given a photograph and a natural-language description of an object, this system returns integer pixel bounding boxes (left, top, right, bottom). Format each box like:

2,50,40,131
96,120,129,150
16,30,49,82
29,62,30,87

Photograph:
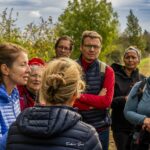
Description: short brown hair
81,30,102,45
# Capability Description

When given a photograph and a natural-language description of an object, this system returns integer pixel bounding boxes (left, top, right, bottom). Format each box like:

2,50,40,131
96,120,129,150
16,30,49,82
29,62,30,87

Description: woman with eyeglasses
54,35,74,58
111,46,145,150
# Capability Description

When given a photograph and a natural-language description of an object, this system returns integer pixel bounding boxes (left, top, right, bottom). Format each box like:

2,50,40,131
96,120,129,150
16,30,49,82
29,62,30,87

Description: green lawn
139,57,150,77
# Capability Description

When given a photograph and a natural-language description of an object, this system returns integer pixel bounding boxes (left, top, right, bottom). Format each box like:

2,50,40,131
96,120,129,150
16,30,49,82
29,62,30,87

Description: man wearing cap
18,57,45,111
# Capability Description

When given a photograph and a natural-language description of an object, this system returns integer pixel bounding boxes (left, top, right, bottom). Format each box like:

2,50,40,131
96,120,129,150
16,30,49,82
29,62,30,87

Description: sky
0,0,150,32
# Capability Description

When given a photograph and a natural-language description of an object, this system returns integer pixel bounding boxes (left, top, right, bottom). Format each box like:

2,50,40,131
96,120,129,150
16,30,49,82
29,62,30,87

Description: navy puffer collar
16,105,81,138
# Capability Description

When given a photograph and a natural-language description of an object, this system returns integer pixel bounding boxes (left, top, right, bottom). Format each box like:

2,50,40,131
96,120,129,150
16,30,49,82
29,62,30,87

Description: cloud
29,11,41,18
0,0,67,9
0,0,149,32
108,0,142,8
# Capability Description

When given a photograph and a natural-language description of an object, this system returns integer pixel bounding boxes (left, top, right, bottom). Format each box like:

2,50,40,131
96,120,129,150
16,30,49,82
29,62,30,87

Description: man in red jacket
74,30,114,150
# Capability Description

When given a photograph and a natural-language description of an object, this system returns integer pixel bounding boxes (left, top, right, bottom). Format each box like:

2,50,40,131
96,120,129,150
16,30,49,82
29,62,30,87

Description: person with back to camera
18,57,45,111
0,43,30,138
73,30,115,150
0,57,102,150
54,35,74,58
111,46,145,150
124,76,150,150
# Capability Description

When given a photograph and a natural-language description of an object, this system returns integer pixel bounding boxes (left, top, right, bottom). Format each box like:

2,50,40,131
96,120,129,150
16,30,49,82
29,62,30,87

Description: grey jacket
124,77,150,126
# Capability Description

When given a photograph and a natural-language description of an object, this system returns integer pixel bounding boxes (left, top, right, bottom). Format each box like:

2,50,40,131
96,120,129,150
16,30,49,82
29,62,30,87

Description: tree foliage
0,7,148,63
22,16,56,60
0,8,56,61
0,8,20,43
124,9,146,51
56,0,119,60
143,30,150,53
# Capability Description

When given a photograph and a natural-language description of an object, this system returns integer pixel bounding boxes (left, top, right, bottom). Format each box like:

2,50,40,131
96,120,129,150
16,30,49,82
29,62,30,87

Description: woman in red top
18,58,45,111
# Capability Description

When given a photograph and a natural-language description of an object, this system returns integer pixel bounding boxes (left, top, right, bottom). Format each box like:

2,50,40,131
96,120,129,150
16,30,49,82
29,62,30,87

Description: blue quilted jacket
0,84,20,138
6,105,102,150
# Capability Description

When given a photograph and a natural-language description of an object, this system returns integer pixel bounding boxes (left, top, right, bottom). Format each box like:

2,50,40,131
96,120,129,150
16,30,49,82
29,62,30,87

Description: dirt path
109,129,116,150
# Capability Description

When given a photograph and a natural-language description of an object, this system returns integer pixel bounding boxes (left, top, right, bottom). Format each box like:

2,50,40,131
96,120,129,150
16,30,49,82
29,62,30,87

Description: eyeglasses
57,46,71,51
83,44,101,50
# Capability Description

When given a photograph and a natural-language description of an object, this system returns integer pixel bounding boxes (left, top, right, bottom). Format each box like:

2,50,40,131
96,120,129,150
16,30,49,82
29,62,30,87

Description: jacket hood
111,63,123,73
0,84,19,104
111,63,140,78
16,105,81,138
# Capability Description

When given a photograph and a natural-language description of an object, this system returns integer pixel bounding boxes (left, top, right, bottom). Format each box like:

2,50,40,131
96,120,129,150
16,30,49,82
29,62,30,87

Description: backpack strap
98,60,107,74
132,78,147,102
98,61,107,88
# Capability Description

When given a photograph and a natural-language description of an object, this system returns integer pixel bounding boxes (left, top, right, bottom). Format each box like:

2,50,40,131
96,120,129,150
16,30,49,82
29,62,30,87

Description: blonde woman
2,58,102,150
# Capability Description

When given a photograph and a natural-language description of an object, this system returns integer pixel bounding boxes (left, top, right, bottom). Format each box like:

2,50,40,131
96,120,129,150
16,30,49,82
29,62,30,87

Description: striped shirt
0,84,20,138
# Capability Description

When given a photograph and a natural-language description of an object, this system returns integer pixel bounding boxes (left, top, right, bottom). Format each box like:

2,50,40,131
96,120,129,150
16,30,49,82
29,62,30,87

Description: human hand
143,118,150,132
99,88,107,96
125,96,128,101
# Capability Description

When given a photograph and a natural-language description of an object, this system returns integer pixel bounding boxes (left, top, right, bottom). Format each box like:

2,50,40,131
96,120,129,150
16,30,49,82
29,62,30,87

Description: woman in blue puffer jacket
1,58,102,150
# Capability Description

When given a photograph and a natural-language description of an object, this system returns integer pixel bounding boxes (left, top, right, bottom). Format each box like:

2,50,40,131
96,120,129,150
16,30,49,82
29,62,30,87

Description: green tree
124,9,146,51
0,8,21,43
56,0,119,60
143,30,150,54
0,8,57,61
22,16,56,61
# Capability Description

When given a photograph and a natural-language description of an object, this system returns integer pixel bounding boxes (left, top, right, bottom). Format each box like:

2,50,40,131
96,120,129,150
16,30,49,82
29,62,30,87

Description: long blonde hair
39,58,85,104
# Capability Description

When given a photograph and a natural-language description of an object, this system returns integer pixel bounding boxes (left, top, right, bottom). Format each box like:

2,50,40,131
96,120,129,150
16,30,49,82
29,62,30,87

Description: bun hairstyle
124,46,141,61
39,58,85,104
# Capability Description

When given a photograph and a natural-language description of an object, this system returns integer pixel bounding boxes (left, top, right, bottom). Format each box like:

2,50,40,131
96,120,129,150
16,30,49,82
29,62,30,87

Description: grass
109,130,116,150
139,57,150,77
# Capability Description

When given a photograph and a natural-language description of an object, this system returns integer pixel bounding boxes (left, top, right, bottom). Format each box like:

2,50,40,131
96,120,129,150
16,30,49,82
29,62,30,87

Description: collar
0,84,19,103
81,56,94,71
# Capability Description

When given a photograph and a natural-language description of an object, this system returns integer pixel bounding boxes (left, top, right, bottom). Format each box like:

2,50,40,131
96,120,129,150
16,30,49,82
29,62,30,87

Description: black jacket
6,105,102,150
111,63,145,132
